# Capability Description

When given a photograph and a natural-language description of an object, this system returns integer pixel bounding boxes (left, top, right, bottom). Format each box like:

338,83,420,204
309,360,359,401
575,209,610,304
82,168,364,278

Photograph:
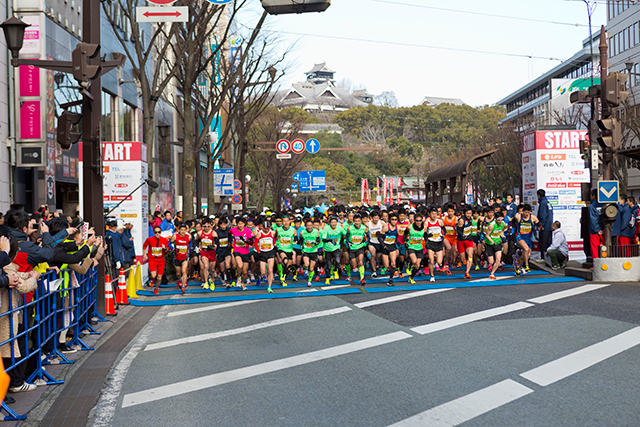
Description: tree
374,91,399,108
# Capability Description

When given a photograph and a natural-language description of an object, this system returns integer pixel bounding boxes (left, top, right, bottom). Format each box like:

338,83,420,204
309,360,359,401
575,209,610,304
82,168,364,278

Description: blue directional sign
305,138,320,154
214,168,234,196
296,170,326,192
598,181,619,203
291,182,298,191
292,172,300,182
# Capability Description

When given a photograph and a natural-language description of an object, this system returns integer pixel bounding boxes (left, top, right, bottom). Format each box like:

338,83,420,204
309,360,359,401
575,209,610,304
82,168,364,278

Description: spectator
160,211,175,235
123,221,135,267
173,211,183,229
152,211,162,229
1,236,38,393
546,221,568,270
588,189,604,259
4,210,56,272
612,194,633,246
504,194,517,219
627,197,640,244
536,189,554,259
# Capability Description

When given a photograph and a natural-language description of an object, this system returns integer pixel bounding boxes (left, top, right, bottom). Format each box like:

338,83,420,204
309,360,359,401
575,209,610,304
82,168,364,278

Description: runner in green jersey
484,212,506,280
276,216,296,285
300,219,322,286
322,217,346,284
340,211,355,276
346,214,369,285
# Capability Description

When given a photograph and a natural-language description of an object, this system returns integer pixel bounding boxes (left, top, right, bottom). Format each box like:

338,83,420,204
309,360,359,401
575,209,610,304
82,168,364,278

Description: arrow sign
598,180,619,203
293,172,300,182
136,7,188,22
276,139,291,154
305,138,320,154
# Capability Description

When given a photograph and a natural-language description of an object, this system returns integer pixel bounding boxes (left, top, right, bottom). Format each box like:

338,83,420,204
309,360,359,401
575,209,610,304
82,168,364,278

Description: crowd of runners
141,193,561,295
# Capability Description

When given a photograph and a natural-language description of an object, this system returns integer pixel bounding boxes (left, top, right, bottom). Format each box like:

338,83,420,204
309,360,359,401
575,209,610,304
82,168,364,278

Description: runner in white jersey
367,210,385,278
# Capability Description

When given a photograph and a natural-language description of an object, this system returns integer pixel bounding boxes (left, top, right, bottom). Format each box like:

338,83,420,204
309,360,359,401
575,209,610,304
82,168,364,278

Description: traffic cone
105,274,117,316
135,261,144,291
126,268,138,299
116,268,129,305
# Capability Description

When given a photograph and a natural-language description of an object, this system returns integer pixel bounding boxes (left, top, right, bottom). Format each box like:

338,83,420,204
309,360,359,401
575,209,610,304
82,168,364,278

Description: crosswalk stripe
526,284,609,304
122,331,413,408
387,379,533,427
520,326,640,387
167,300,264,317
146,306,352,351
355,288,452,308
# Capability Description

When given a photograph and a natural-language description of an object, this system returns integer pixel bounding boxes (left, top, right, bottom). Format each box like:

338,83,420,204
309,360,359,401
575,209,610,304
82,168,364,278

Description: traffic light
579,139,590,169
596,117,621,150
261,0,330,14
603,73,629,107
57,111,82,150
72,43,101,85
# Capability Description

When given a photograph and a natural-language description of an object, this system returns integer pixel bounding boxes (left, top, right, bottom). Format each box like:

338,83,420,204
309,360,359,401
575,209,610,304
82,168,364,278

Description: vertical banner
521,130,589,261
44,66,56,208
376,178,381,206
397,177,401,204
383,177,388,205
361,178,366,204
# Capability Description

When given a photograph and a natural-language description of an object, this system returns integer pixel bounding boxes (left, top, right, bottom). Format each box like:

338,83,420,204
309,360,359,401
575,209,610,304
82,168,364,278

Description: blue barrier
0,265,101,421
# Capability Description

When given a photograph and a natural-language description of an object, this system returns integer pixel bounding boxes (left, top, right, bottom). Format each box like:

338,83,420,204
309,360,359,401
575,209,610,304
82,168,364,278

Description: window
122,103,135,141
102,91,115,142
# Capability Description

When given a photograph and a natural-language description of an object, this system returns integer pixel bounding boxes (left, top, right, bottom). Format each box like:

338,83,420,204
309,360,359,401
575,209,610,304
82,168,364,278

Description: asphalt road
88,275,640,427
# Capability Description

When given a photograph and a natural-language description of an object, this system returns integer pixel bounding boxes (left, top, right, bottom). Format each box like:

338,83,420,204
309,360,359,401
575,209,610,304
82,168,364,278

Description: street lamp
0,17,30,67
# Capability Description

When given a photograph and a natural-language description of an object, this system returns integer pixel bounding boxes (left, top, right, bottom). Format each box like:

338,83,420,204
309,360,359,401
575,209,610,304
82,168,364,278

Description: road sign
214,168,234,196
233,179,242,190
136,6,188,22
291,182,298,191
297,170,326,192
291,139,305,154
293,172,300,181
305,138,320,154
276,153,292,160
598,180,619,203
232,194,242,204
276,139,291,154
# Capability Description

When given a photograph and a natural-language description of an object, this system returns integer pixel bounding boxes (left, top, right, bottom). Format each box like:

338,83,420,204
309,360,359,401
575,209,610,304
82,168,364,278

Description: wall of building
0,2,11,213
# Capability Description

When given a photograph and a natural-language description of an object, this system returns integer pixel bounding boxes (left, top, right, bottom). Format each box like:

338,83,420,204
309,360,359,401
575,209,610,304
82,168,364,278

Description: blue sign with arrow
296,170,326,192
305,138,320,154
598,180,619,203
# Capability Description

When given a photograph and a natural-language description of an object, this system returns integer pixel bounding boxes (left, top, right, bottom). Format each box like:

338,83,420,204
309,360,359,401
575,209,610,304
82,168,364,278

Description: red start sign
147,0,177,4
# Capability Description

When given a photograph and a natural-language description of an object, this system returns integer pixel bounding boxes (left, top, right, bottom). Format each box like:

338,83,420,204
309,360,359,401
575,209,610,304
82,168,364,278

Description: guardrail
0,266,104,421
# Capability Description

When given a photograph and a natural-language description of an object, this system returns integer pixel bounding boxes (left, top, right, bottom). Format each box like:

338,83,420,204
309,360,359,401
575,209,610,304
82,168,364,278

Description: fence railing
0,266,104,421
601,244,640,258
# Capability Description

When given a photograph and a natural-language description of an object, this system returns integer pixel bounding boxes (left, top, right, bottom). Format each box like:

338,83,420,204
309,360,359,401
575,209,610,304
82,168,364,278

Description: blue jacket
122,228,135,261
505,202,517,219
106,229,125,265
9,228,54,267
537,196,553,231
612,203,634,238
588,201,604,234
160,219,175,234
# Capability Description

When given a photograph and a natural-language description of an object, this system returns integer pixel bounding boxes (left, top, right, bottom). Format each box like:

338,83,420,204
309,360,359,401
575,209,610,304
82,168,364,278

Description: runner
514,204,538,274
456,206,475,279
276,215,295,286
142,226,170,295
380,212,400,286
230,217,253,290
424,208,445,283
442,204,456,274
396,208,410,277
405,212,428,284
367,210,384,278
213,217,234,288
300,218,321,287
171,224,191,294
322,216,346,285
345,213,369,286
199,219,217,290
484,211,506,280
291,215,304,280
254,217,277,293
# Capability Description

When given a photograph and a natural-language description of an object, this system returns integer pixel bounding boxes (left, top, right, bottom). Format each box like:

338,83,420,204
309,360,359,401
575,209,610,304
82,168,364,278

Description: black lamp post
0,17,30,67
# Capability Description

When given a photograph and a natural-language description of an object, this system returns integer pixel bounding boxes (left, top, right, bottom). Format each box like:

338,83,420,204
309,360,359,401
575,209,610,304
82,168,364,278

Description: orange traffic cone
105,274,117,316
116,268,129,305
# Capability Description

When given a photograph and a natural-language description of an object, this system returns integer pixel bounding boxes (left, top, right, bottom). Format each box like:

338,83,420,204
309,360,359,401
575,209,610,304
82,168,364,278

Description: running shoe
434,265,440,272
241,283,248,291
521,268,527,275
315,275,320,282
319,268,325,276
202,282,210,290
303,271,309,279
408,278,416,285
429,276,435,282
176,281,181,288
154,287,159,295
333,271,339,280
267,286,273,293
293,274,298,282
387,279,394,286
489,274,497,280
443,266,452,275
406,267,411,275
360,279,366,286
325,278,331,285
307,281,312,287
515,268,520,277
250,274,256,281
475,265,480,271
282,279,288,287
209,281,215,291
371,271,378,278
525,265,530,272
225,283,231,289
181,287,186,295
423,268,429,275
464,273,471,279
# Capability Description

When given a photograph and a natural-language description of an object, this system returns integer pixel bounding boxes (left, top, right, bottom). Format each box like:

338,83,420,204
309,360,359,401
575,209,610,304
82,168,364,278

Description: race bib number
235,237,247,247
351,235,363,244
384,236,396,245
520,224,532,233
371,231,378,238
219,238,229,247
151,247,163,256
260,240,273,251
304,240,315,248
410,236,422,245
445,226,455,235
201,238,212,248
177,245,188,254
280,236,292,245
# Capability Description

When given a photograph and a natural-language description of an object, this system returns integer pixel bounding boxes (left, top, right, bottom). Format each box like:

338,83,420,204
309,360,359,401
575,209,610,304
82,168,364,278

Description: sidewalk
0,304,157,426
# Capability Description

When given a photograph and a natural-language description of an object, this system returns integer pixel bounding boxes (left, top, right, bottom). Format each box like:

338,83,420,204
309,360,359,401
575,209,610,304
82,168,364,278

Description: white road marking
146,306,352,351
321,285,352,290
411,302,534,335
122,331,412,408
89,306,168,427
167,299,263,317
387,379,533,427
355,288,452,308
527,284,609,304
470,275,512,283
520,326,640,387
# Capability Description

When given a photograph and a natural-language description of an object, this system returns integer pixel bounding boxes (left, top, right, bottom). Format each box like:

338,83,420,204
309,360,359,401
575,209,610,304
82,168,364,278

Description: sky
247,0,608,108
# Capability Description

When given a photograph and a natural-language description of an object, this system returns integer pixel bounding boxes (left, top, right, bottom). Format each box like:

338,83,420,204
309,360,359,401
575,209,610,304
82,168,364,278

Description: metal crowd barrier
0,266,104,421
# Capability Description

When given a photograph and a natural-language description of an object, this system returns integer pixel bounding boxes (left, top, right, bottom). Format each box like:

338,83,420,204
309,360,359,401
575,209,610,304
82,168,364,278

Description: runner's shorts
485,243,503,258
278,250,293,261
303,252,318,262
407,248,425,259
348,247,366,259
201,250,217,263
457,240,474,253
368,242,381,252
148,257,165,276
381,243,398,255
426,240,444,253
216,247,232,260
517,234,533,248
233,251,251,263
256,249,276,263
174,256,188,267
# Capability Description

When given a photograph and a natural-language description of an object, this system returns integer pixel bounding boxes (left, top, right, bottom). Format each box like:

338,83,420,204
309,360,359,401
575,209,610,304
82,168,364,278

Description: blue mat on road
365,276,584,294
139,271,550,296
129,288,362,306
